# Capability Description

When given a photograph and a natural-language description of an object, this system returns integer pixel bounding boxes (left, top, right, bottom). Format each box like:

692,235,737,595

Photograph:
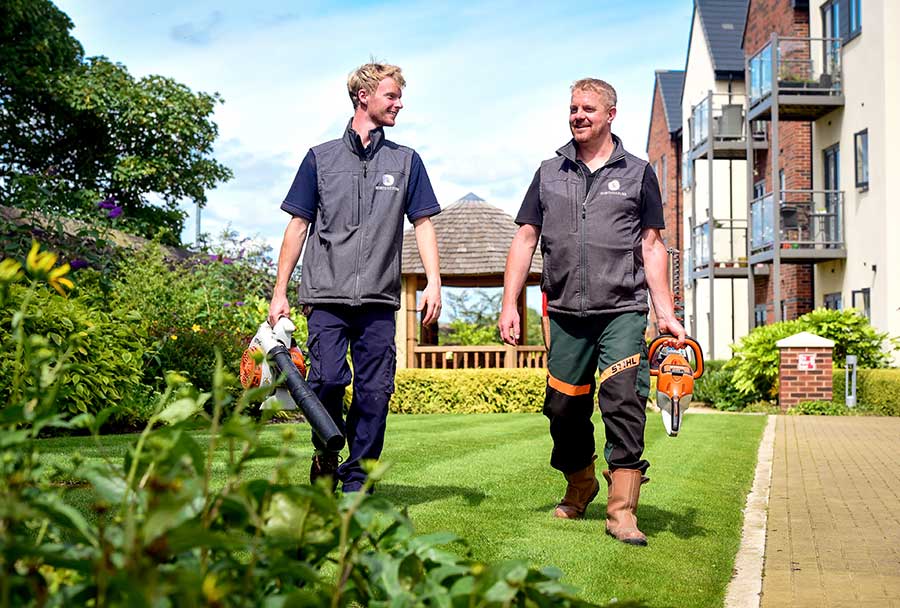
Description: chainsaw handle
648,334,704,378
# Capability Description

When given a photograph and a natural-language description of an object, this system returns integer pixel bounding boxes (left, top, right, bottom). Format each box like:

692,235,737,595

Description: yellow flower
0,259,23,284
47,263,74,296
170,334,178,341
191,324,202,333
25,241,58,275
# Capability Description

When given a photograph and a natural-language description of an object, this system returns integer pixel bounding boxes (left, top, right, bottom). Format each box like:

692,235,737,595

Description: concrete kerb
725,415,777,608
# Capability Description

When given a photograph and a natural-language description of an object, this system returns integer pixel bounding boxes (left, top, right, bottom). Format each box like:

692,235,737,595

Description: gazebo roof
401,192,542,277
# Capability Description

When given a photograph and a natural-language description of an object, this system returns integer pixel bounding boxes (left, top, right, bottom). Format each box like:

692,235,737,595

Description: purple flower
222,258,233,265
70,258,89,270
209,254,219,261
237,248,245,259
223,302,231,307
107,206,123,219
234,300,244,307
97,196,117,210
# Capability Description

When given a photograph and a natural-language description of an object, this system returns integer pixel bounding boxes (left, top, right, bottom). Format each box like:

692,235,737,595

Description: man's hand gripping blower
240,318,345,452
649,335,704,437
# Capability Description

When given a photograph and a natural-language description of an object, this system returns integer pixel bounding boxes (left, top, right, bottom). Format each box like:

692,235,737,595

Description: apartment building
806,0,900,353
649,0,898,361
675,0,755,359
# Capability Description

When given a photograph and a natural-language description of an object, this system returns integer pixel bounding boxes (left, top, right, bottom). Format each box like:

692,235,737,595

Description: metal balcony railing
689,93,766,151
692,218,748,269
750,190,844,253
748,36,843,106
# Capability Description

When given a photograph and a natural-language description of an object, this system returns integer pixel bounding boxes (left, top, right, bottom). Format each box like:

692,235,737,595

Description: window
824,292,842,310
754,304,767,328
682,151,692,191
781,300,788,321
753,180,765,200
851,288,870,319
779,169,785,196
849,0,861,36
854,129,868,189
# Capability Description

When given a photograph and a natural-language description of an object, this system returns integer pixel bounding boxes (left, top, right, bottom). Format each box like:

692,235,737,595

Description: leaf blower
240,317,345,452
648,335,704,437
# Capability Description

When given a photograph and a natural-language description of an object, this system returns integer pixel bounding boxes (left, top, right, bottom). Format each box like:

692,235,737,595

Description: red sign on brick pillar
775,332,835,411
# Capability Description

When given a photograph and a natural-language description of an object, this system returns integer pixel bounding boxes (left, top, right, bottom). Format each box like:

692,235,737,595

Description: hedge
832,368,900,416
390,369,546,414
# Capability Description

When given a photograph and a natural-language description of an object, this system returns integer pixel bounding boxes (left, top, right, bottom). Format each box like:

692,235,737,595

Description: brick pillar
776,332,835,411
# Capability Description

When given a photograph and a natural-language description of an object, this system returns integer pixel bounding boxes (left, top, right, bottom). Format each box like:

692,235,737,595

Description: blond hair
571,78,617,109
347,62,406,109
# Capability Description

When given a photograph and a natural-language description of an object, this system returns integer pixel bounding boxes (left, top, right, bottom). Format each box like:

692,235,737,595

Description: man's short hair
571,78,617,109
347,62,406,109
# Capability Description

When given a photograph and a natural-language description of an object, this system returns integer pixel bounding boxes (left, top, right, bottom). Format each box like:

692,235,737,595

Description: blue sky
56,0,693,314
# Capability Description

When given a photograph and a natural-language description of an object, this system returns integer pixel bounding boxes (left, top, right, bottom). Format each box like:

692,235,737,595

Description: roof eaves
680,1,699,107
646,74,662,154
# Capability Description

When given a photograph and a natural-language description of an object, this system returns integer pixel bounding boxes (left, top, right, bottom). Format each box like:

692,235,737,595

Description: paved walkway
761,416,900,607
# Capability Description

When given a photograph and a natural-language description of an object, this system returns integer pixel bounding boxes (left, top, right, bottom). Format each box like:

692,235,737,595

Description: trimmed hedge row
390,369,546,414
832,368,900,416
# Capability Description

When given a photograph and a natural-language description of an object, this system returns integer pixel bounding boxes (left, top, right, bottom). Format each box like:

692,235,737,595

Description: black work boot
310,451,341,491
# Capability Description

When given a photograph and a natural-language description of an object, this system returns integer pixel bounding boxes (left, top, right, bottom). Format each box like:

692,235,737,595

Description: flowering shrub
111,240,303,396
0,243,145,421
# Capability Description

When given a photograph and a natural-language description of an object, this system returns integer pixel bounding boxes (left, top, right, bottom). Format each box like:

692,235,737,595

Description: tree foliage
0,0,231,245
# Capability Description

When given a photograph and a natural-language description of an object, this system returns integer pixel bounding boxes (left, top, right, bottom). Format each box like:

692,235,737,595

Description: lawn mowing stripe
35,411,766,607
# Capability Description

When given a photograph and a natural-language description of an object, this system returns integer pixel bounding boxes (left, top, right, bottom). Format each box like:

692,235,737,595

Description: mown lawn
38,411,766,607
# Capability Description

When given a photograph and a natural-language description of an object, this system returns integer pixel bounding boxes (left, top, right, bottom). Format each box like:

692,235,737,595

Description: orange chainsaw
648,334,704,437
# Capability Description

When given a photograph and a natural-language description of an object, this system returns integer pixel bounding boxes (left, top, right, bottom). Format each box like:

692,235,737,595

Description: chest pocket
317,171,361,232
372,171,407,217
541,178,579,234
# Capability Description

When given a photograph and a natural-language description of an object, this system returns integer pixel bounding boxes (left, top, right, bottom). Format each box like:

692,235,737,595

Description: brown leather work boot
553,457,600,519
603,468,649,546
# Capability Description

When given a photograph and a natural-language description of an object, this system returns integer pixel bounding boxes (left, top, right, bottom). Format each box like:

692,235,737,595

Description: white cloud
58,0,692,246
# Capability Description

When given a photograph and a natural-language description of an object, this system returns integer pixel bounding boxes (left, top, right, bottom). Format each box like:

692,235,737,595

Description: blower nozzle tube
268,344,345,452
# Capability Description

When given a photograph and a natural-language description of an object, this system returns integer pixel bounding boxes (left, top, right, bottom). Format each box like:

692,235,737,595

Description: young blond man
269,62,442,493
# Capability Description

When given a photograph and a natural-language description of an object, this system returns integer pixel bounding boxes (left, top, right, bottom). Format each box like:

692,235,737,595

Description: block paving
761,416,900,607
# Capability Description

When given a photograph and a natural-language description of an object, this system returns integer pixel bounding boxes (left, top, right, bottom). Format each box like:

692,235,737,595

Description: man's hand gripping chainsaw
649,335,704,437
240,317,345,452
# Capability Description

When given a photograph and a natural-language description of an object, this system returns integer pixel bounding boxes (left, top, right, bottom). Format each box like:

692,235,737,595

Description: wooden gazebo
397,193,545,369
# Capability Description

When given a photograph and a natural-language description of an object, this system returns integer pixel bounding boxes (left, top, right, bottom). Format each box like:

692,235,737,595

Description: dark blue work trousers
305,304,396,492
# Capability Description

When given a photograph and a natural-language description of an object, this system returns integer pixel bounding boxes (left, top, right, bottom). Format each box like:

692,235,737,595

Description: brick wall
647,78,683,325
779,346,834,410
746,0,814,322
647,81,682,255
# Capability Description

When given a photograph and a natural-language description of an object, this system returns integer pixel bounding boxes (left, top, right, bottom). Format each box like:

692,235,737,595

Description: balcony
691,218,749,278
688,93,767,160
747,35,845,121
749,190,847,264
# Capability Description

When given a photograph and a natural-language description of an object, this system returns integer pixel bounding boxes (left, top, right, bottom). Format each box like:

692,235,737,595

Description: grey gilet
298,121,414,309
538,134,653,316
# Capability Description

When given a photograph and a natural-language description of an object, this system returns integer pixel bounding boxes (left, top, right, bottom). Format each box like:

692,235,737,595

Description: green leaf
80,463,128,504
158,397,200,424
34,494,98,547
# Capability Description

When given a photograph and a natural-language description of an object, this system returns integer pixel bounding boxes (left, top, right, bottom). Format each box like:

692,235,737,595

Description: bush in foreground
0,249,594,607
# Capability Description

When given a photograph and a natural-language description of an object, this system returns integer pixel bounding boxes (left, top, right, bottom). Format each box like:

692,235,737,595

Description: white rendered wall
810,0,899,363
680,9,752,359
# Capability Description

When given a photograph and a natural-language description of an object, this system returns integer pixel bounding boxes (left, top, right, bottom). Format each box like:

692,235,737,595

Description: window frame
824,292,842,310
851,287,870,320
854,129,868,190
849,0,861,37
